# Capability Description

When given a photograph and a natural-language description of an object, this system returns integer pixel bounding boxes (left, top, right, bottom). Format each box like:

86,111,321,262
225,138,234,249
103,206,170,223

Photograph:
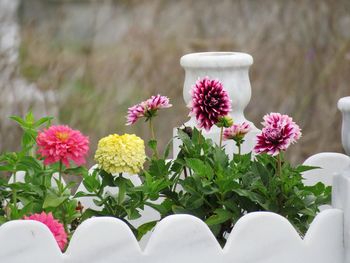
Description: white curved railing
0,209,343,263
1,150,349,263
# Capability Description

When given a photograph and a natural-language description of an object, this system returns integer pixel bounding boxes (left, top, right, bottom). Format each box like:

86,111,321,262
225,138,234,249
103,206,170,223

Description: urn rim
180,52,253,69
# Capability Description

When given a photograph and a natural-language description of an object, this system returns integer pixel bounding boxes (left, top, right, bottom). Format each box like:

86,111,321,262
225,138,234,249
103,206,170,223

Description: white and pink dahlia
224,122,251,141
146,94,172,111
254,113,301,156
126,103,146,125
189,77,231,131
126,94,172,125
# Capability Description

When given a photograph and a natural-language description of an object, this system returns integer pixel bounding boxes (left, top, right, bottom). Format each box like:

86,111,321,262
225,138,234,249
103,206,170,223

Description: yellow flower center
55,131,70,142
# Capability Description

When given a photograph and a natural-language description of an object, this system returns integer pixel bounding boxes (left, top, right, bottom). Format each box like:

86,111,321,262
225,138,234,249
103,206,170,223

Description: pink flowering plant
0,112,89,250
0,77,331,248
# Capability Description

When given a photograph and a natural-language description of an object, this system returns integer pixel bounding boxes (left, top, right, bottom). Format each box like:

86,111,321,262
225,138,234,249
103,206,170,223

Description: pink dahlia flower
36,125,89,167
146,94,172,111
189,77,231,131
254,113,301,156
224,122,251,141
126,103,146,125
24,212,67,251
126,94,172,125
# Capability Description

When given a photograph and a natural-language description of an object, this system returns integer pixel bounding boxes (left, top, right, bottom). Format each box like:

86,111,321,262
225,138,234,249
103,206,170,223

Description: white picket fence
0,151,349,263
0,208,344,263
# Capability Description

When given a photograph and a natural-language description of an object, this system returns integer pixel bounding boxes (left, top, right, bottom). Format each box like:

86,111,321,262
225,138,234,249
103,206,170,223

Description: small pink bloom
189,77,231,131
224,122,251,140
36,125,89,167
126,103,146,125
24,212,67,251
254,113,301,156
146,94,172,111
126,94,172,125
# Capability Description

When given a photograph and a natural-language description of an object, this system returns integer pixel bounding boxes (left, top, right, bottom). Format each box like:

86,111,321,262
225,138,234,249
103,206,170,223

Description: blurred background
0,0,349,165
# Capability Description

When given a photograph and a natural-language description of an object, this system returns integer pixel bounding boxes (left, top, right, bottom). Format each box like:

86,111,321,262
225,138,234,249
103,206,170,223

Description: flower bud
216,116,234,128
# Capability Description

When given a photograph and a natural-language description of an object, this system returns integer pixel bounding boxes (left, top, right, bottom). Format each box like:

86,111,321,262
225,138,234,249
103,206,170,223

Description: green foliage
0,113,83,238
134,127,330,244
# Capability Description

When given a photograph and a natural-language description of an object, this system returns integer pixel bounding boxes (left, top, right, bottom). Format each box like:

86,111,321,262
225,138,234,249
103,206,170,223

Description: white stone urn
338,96,350,155
173,52,259,157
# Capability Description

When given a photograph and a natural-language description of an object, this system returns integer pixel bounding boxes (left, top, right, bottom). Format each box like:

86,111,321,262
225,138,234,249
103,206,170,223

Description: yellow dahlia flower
95,133,146,174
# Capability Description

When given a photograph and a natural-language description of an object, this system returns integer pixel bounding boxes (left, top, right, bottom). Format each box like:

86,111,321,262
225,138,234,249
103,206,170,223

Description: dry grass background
2,0,350,165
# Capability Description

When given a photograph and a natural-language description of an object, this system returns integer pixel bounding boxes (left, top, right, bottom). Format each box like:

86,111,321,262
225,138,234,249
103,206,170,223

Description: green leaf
117,179,126,204
296,165,319,173
101,170,115,187
172,205,190,214
25,111,35,124
149,159,169,178
185,158,213,178
163,139,173,159
233,189,268,209
148,140,158,152
0,164,13,171
137,221,157,240
9,116,27,127
21,132,35,149
213,146,229,168
43,193,68,208
300,208,316,217
74,191,96,198
252,161,270,187
177,129,192,147
126,208,141,220
64,166,88,176
34,116,54,128
82,174,100,193
17,156,42,171
205,209,232,226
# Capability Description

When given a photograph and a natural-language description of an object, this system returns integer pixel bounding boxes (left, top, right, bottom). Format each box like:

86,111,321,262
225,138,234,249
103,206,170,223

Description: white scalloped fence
0,152,350,263
0,209,344,263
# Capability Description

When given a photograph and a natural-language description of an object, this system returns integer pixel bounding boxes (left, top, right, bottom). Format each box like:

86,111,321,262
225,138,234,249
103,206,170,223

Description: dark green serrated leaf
137,221,157,240
206,209,232,226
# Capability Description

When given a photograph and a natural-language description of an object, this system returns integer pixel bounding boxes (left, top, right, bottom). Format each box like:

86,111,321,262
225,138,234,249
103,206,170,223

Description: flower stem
149,118,159,158
238,144,241,156
12,171,17,215
149,118,156,140
276,152,284,213
219,127,224,147
58,161,63,192
58,161,68,232
277,153,282,177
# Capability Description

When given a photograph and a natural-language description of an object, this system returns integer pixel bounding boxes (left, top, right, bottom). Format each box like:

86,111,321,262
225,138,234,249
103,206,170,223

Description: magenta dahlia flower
254,113,301,156
36,125,89,167
126,94,172,125
189,77,231,131
224,122,251,141
24,212,67,251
